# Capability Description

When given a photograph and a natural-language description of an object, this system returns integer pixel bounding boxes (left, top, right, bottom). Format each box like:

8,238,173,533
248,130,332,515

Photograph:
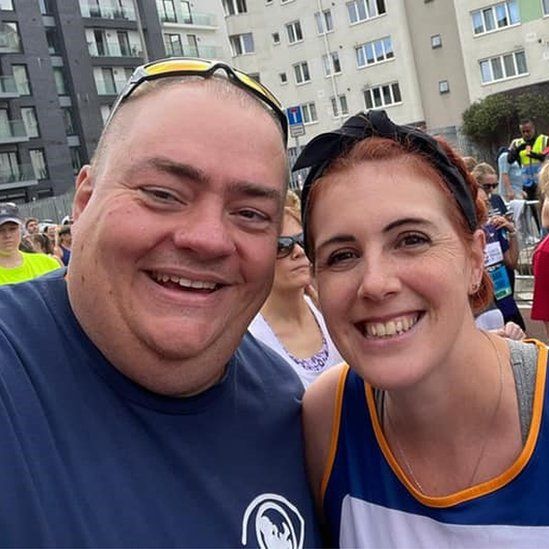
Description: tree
514,92,549,132
461,94,515,149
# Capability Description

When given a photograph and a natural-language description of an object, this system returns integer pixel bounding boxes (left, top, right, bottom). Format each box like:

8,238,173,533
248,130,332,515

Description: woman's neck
261,287,310,324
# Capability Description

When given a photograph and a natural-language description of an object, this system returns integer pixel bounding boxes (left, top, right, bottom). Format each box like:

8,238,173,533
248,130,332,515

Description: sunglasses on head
106,57,288,144
277,233,304,259
482,183,498,190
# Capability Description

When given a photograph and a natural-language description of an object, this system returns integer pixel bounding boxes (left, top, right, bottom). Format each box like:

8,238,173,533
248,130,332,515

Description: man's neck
0,250,22,269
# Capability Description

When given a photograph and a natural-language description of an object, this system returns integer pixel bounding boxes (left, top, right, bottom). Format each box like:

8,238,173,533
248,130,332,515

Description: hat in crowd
0,203,22,227
58,225,71,236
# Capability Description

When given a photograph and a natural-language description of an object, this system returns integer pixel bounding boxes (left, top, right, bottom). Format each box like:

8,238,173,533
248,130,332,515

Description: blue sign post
286,106,305,138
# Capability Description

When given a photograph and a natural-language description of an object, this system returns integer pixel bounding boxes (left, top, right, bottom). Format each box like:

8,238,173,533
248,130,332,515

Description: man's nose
172,204,236,258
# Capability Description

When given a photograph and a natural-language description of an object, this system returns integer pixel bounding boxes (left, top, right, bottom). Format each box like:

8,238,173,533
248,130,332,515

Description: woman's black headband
293,110,477,243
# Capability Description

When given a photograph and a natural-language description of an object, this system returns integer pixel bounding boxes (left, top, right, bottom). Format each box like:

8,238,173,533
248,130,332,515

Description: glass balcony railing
80,1,136,20
0,120,28,143
95,78,128,96
165,44,221,58
88,40,143,58
160,11,217,26
0,76,19,97
0,163,36,185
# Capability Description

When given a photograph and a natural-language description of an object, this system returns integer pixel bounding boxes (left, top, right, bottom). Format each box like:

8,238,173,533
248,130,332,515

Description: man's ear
72,165,94,222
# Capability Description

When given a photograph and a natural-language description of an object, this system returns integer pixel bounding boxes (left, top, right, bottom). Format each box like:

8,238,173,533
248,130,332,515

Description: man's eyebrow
227,181,282,203
145,158,209,184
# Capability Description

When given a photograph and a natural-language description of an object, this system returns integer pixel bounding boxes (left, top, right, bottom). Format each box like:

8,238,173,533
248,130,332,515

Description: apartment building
0,0,164,202
222,0,549,155
156,0,230,60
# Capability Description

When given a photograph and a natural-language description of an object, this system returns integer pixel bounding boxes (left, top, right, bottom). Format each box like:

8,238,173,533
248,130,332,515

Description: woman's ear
469,228,486,290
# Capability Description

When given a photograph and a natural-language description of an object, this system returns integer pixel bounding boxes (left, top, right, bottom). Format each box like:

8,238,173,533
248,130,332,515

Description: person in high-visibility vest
507,119,548,201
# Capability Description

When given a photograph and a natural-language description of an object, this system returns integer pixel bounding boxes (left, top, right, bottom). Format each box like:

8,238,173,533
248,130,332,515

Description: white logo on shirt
241,493,305,549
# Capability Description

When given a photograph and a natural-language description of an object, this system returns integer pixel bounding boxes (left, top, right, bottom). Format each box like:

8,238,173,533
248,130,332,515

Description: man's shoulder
237,332,305,396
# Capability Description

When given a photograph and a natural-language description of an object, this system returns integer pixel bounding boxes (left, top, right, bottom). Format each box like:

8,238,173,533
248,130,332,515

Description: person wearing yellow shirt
0,203,60,286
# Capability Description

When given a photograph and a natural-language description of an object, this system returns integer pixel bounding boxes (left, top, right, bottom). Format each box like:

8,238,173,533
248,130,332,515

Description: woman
294,111,548,546
472,162,507,217
249,191,342,387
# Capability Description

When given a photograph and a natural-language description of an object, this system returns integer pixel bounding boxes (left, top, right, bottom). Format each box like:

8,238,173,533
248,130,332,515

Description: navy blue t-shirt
0,270,320,547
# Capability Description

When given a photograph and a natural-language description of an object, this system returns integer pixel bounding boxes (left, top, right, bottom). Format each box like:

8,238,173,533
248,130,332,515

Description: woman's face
479,173,498,196
273,213,311,292
309,160,484,389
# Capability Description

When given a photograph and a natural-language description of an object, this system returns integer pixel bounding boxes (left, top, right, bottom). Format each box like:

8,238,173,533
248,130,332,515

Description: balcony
0,120,28,144
165,44,221,58
0,163,37,191
80,1,136,20
0,26,21,53
95,78,127,96
88,40,143,58
160,11,217,28
0,76,19,98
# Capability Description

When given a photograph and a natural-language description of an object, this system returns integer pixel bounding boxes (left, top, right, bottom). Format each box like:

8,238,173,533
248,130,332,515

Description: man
24,216,39,235
0,60,319,546
508,119,548,201
0,202,60,285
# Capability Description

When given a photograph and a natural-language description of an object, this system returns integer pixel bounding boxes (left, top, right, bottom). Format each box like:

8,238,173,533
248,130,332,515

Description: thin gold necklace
384,331,504,494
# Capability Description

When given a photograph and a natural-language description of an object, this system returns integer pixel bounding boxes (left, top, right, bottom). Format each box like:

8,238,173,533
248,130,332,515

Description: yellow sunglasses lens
144,59,213,76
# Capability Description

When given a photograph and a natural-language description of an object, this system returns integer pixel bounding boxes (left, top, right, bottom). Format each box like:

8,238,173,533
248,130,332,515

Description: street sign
290,124,305,138
286,106,303,126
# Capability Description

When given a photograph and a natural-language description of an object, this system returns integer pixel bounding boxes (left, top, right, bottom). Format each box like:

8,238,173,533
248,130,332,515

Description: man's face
0,222,21,256
520,122,535,141
26,220,38,234
68,83,287,394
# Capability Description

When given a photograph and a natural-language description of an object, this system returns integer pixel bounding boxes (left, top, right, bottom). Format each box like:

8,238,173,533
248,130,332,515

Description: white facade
158,0,549,145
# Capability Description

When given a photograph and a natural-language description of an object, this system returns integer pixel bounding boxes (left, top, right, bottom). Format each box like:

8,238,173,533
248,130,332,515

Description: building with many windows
0,0,164,202
222,0,549,158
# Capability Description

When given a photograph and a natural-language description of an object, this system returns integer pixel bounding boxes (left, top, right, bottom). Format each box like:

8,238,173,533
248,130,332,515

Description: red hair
306,136,492,313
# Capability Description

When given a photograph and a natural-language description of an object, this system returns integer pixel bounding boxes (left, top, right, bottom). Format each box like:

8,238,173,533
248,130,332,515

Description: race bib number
484,241,504,267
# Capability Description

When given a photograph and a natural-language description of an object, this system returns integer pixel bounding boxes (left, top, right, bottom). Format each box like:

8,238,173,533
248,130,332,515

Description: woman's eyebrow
383,217,435,233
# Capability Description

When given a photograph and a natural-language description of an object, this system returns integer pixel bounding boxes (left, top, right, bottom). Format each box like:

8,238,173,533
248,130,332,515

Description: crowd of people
0,56,548,547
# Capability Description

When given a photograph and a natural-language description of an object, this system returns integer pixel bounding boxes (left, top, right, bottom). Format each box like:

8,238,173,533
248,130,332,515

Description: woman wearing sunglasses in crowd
248,191,342,388
295,111,549,547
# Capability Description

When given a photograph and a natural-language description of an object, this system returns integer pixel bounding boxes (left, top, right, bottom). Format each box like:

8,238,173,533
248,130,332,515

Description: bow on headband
293,110,477,233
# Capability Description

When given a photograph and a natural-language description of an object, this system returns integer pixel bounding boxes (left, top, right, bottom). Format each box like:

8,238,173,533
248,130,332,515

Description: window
439,80,450,94
117,31,131,56
543,0,549,15
165,33,183,56
159,0,176,22
272,32,280,45
471,1,519,35
322,51,342,76
286,21,303,44
38,0,53,14
45,28,61,55
479,50,527,83
300,102,318,124
279,72,288,84
0,152,20,184
293,61,310,84
331,94,349,117
223,0,247,15
53,67,68,95
1,22,21,52
431,34,442,48
229,33,254,55
0,0,14,10
62,107,76,135
356,36,394,68
347,0,386,24
21,107,39,138
100,104,111,125
12,65,30,95
29,149,48,180
315,9,333,34
69,147,82,174
364,82,402,109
